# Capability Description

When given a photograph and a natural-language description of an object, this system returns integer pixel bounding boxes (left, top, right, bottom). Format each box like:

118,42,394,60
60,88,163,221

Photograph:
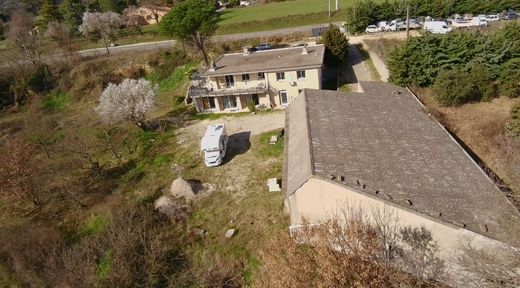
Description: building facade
187,45,325,113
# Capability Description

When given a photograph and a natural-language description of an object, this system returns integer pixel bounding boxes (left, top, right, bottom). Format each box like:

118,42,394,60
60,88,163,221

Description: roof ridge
303,89,316,175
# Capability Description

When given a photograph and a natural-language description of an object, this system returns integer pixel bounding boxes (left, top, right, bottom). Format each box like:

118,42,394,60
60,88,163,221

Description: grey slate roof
200,45,325,77
284,82,520,246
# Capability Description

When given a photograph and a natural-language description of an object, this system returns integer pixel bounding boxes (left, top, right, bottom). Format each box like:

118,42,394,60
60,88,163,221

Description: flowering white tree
79,11,122,54
95,78,156,130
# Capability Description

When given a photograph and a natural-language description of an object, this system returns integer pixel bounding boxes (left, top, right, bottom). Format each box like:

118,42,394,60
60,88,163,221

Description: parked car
486,14,500,22
365,25,381,33
503,10,518,20
255,43,272,50
240,1,250,6
201,124,228,167
424,21,452,34
377,21,389,31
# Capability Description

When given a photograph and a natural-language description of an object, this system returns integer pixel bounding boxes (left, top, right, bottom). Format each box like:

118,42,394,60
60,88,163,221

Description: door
203,97,216,110
279,91,288,105
225,75,235,87
251,94,259,105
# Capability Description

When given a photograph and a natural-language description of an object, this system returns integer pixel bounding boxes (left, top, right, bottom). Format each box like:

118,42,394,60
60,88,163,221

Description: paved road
77,22,342,58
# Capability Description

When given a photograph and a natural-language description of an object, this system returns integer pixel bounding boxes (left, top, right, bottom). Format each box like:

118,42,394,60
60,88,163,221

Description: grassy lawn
219,0,379,25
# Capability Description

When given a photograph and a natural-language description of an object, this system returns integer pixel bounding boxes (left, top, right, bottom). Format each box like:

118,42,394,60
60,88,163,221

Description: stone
193,228,206,236
170,177,196,201
225,229,236,238
269,135,278,145
267,178,281,192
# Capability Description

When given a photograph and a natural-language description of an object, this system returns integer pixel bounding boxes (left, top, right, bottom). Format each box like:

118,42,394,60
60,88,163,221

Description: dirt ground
415,88,520,202
181,111,285,137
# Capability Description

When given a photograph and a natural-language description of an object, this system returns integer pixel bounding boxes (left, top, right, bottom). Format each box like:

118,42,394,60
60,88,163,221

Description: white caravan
201,124,228,167
424,21,452,34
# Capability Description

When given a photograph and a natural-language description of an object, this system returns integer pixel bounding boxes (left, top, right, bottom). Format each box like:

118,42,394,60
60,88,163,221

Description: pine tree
59,0,85,31
39,0,60,29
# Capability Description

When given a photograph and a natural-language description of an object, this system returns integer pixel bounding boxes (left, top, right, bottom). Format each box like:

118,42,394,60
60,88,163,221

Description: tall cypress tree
59,0,85,31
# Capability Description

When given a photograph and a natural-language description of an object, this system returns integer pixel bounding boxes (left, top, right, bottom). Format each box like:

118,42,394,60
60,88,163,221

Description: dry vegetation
412,88,520,205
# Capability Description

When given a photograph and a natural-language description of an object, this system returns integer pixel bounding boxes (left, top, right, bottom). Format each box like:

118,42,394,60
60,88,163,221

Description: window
203,97,216,110
297,70,306,79
257,72,265,80
279,90,288,105
276,72,285,80
246,94,260,105
222,95,237,109
242,73,250,81
225,75,235,87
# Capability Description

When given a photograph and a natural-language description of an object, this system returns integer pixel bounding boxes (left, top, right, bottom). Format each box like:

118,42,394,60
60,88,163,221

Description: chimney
209,60,216,72
301,46,308,55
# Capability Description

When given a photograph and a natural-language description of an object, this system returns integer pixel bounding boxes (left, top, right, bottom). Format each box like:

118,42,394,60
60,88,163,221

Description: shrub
246,100,256,112
345,0,379,34
26,64,54,94
432,68,477,106
506,103,520,141
499,60,520,98
43,92,72,112
467,62,495,102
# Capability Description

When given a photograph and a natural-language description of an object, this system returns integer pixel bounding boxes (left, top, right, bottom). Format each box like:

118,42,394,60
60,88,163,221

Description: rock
225,229,236,238
193,228,206,236
154,195,188,220
170,177,196,201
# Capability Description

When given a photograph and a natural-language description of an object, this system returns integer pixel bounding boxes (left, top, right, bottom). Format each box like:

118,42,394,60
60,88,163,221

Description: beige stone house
187,45,325,113
284,83,520,259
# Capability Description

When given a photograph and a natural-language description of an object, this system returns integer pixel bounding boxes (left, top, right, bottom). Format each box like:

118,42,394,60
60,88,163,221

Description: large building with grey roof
187,45,325,114
284,82,520,253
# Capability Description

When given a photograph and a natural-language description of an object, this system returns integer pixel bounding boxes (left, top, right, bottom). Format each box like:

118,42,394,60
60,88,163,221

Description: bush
506,103,520,140
499,60,520,98
467,62,495,102
432,68,477,106
26,64,54,94
246,100,256,112
43,92,72,112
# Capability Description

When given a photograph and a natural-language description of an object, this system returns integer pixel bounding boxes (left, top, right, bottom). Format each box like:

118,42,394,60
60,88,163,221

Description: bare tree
259,205,445,287
455,241,520,288
6,9,44,65
95,78,156,130
79,11,122,55
122,6,147,35
67,131,106,179
45,21,78,58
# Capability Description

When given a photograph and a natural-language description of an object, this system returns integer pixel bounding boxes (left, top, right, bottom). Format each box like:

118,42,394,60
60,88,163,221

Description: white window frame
257,72,265,80
242,73,250,81
276,72,285,81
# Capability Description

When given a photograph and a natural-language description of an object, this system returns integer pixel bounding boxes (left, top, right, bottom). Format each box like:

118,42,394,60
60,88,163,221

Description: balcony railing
187,80,268,98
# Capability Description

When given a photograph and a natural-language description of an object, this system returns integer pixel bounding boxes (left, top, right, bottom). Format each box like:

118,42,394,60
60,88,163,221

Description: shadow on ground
224,131,251,163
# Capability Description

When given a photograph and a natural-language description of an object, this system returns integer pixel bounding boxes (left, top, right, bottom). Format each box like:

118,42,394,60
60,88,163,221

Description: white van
200,124,228,167
424,21,452,34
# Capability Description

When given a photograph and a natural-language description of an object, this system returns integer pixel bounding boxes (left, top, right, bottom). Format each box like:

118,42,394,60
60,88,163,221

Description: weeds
43,92,72,112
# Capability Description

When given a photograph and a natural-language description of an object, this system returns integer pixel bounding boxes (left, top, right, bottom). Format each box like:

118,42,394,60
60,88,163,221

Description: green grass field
220,0,355,25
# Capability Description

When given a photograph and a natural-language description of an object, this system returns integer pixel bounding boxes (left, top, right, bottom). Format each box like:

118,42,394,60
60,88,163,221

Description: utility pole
329,0,331,18
406,3,410,39
336,0,338,11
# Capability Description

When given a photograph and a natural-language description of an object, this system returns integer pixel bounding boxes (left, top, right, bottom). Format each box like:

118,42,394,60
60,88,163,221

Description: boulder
170,177,196,201
225,228,236,238
154,195,187,220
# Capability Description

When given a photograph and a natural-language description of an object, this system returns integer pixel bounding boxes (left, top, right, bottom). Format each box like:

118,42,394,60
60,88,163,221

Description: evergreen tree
59,0,85,31
38,0,60,29
321,25,349,66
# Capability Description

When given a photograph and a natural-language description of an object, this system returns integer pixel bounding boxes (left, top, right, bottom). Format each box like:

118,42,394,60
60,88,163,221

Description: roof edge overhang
200,64,323,78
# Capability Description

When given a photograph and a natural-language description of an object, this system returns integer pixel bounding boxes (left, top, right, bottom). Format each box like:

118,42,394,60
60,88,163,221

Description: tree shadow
224,131,251,163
